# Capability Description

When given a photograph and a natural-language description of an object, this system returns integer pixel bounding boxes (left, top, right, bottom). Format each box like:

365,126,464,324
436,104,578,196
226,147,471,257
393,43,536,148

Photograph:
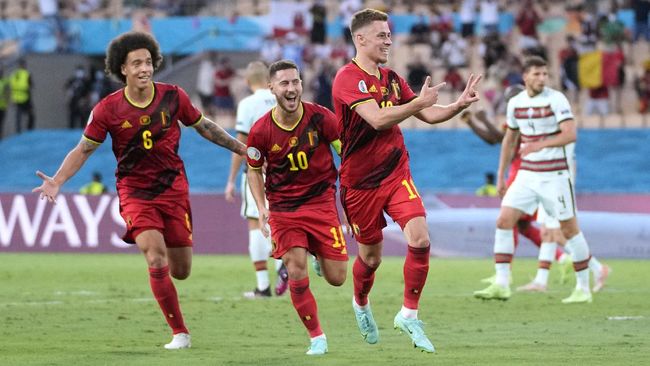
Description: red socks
403,245,430,309
353,256,377,306
289,277,322,338
148,266,188,334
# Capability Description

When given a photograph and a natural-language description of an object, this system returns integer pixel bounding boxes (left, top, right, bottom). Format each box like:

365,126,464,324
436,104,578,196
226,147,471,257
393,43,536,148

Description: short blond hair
245,61,269,85
350,8,388,34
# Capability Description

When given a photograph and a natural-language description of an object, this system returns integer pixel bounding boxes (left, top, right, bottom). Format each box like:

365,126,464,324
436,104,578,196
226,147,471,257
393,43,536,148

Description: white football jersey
235,88,276,134
506,87,574,172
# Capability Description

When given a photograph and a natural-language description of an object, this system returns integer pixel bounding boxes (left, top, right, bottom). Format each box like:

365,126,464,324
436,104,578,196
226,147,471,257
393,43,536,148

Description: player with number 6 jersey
33,31,246,350
246,60,348,356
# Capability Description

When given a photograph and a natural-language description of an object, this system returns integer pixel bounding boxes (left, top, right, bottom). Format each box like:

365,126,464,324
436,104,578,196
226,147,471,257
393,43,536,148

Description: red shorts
119,196,193,247
268,201,348,261
341,171,425,244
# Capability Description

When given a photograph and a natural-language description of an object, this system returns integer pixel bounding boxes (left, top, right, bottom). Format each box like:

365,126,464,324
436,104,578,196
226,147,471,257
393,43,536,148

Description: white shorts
240,173,260,219
502,169,576,226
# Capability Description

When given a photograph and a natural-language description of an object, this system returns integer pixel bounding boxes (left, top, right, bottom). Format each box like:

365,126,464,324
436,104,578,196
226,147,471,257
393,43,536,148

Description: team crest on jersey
369,84,378,93
139,115,151,125
289,136,299,147
391,79,401,100
358,80,369,93
271,143,282,152
381,86,389,96
307,130,319,147
160,110,171,129
247,147,261,161
121,120,133,129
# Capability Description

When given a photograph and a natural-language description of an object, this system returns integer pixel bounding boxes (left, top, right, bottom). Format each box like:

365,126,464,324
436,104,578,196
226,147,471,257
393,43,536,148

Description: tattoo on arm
79,138,100,155
195,119,245,154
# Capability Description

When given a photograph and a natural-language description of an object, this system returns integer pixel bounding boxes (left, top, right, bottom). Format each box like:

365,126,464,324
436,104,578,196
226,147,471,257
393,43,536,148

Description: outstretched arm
32,138,99,203
225,132,248,202
193,117,246,156
354,76,446,130
415,73,482,125
461,109,504,145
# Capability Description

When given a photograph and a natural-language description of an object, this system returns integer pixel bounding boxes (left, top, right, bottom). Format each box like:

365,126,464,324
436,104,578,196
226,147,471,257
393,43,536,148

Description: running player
332,8,481,352
33,31,246,349
246,60,348,355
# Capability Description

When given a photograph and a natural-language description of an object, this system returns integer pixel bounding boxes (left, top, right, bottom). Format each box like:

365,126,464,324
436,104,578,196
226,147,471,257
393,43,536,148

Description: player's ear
121,64,127,77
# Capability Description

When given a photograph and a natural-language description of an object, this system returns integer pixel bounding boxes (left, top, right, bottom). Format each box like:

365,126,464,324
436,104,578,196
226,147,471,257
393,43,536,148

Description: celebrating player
32,31,246,349
224,61,288,298
473,56,597,303
246,60,348,355
332,8,481,353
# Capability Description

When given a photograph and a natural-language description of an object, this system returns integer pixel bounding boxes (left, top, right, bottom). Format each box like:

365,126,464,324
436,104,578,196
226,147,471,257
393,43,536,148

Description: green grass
0,254,648,365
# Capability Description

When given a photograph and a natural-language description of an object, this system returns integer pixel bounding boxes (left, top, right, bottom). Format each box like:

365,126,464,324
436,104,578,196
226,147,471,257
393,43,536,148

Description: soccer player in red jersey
32,32,246,349
332,8,481,353
246,60,348,356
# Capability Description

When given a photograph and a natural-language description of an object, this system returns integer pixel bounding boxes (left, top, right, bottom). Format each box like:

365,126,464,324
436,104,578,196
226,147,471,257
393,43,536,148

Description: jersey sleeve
505,99,518,129
397,72,417,104
176,86,203,127
551,91,574,123
319,107,339,143
235,97,252,134
246,124,266,170
333,68,374,109
83,104,108,144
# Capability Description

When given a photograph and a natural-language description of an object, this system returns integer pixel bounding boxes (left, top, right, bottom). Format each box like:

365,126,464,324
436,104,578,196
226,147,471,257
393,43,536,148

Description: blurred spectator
585,85,610,116
441,33,468,68
475,172,498,197
213,57,235,115
0,67,7,139
516,0,541,51
9,59,34,133
281,32,305,71
293,9,307,36
406,56,429,92
443,67,465,97
559,36,580,101
79,171,108,195
409,13,431,45
76,0,101,17
459,0,478,39
89,69,115,106
599,13,626,46
309,0,327,45
196,51,216,115
340,0,362,44
261,36,282,65
65,65,91,129
635,60,650,112
430,6,454,53
632,0,650,42
311,60,336,111
480,33,507,70
479,0,500,36
38,0,67,52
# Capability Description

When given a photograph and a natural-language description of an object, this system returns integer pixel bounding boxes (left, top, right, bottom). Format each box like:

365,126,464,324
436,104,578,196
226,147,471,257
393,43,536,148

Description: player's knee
287,263,308,280
170,267,191,280
496,216,516,230
325,269,347,287
362,255,382,269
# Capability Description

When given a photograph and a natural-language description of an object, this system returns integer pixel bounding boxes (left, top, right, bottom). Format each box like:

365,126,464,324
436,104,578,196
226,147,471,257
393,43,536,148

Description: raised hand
32,171,60,203
418,76,446,108
455,73,483,110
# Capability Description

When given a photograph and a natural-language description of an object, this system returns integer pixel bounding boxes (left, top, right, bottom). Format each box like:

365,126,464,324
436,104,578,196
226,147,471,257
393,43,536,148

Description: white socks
400,306,418,319
494,228,514,287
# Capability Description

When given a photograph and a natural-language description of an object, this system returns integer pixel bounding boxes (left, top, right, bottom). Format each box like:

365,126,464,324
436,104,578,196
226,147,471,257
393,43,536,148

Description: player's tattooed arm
194,118,246,156
33,136,100,203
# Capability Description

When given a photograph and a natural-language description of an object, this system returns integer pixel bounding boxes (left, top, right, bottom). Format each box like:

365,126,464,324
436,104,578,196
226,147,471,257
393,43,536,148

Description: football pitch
1,254,648,365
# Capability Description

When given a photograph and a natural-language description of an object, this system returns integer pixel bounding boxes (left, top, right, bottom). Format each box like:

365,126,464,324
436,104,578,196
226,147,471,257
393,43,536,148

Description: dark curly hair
104,31,163,84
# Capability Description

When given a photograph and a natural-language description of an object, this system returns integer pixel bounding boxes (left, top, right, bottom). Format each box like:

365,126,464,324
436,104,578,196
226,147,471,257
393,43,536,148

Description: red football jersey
332,60,417,189
83,82,202,200
246,102,338,212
